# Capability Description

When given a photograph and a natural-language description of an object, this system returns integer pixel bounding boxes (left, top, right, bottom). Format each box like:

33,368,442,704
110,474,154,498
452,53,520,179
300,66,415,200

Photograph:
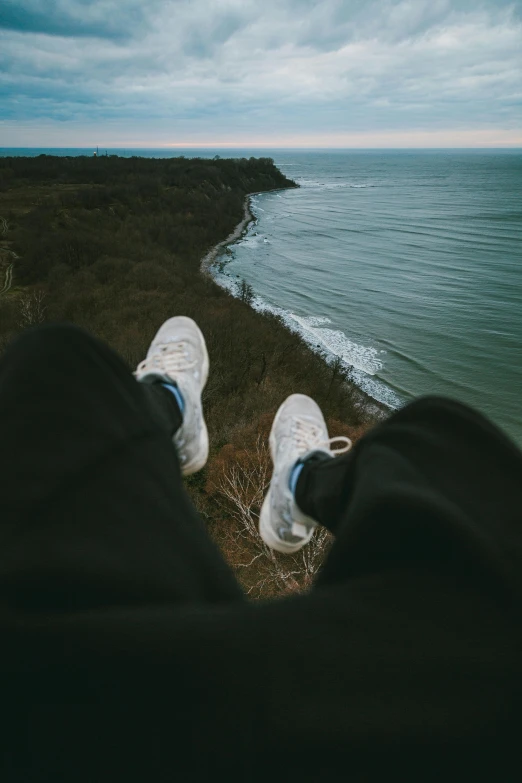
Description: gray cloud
0,0,162,39
0,0,521,146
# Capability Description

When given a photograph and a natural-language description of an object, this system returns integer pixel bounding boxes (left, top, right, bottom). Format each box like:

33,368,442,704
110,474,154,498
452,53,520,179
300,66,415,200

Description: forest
0,154,378,597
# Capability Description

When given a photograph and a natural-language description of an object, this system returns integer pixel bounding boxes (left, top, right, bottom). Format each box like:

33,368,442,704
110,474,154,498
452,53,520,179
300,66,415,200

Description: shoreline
200,193,256,275
200,187,291,276
200,190,393,422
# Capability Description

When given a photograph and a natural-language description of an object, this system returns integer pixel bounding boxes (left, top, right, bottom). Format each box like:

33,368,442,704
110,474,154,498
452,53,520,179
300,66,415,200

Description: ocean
210,150,522,446
2,148,521,445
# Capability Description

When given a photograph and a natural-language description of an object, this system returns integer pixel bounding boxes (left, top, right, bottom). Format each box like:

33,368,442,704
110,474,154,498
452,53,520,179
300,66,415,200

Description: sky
0,0,521,148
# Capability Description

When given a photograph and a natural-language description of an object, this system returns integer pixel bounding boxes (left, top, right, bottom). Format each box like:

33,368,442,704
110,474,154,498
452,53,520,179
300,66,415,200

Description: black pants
1,324,522,782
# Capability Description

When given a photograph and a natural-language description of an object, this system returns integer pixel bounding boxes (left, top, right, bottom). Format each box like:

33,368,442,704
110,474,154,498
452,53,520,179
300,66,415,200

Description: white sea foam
287,314,382,375
301,316,332,327
237,233,263,249
349,368,403,409
297,179,376,190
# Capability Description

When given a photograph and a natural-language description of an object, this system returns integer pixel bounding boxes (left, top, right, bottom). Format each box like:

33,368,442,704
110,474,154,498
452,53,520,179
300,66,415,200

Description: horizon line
1,145,521,151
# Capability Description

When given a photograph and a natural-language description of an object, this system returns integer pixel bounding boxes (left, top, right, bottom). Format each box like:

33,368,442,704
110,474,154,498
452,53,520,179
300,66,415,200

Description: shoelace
291,418,352,455
136,341,196,377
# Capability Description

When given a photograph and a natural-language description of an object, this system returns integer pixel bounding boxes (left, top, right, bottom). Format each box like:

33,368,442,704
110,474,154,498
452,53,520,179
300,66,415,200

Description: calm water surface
213,151,522,445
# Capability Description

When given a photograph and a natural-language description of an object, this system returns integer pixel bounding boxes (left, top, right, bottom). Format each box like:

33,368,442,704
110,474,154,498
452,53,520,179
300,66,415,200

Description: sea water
211,150,522,446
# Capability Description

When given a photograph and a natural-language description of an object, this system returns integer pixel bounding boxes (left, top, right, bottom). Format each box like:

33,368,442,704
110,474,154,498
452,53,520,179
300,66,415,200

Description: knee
4,323,99,364
391,394,499,441
403,395,475,418
12,322,92,347
405,394,491,422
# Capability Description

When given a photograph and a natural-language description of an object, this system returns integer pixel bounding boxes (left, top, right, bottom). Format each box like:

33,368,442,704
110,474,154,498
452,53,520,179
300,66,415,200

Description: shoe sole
182,422,209,476
180,323,210,477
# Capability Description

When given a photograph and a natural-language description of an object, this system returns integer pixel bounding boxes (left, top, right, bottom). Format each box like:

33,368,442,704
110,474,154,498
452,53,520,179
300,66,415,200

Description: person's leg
294,396,522,595
139,378,184,438
293,449,353,536
0,323,243,611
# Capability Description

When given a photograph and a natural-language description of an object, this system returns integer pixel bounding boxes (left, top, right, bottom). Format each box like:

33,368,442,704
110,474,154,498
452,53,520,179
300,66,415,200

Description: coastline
200,188,292,275
201,191,393,422
200,193,256,275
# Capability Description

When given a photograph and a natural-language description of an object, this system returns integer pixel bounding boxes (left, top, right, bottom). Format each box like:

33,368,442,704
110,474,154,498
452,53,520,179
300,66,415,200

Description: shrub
238,278,254,305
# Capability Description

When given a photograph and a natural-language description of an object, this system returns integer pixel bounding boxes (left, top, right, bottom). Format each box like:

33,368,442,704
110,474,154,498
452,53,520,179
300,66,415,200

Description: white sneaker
135,316,209,476
259,394,351,554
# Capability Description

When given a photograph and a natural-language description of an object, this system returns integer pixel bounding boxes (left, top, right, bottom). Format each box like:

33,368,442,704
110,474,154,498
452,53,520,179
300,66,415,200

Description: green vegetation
0,155,377,597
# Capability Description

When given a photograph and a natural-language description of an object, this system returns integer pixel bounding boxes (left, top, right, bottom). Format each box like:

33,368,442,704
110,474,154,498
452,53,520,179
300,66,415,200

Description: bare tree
18,289,47,329
216,437,331,597
238,278,254,305
299,526,333,588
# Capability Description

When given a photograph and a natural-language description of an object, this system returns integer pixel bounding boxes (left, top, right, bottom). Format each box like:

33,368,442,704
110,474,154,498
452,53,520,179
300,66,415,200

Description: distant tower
93,146,98,157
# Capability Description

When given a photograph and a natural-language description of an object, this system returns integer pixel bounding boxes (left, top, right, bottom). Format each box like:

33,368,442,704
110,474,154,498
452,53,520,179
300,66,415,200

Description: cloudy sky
1,0,521,148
